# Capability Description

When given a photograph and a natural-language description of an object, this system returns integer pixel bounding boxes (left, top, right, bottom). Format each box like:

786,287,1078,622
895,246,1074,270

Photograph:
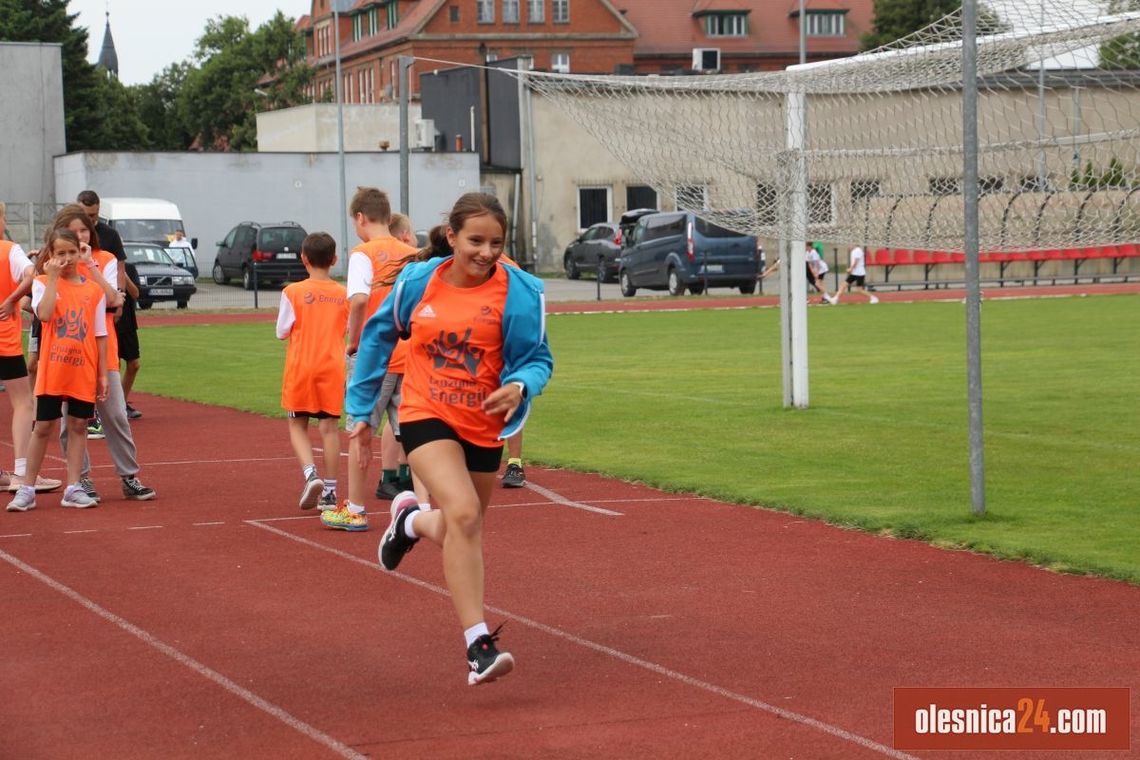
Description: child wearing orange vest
7,228,108,512
277,232,349,512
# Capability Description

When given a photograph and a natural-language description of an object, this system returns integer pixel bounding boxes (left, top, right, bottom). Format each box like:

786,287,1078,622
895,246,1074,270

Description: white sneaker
61,484,98,509
6,486,36,512
869,295,880,304
824,294,836,304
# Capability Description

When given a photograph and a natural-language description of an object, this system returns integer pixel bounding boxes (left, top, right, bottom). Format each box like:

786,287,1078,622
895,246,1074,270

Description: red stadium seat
911,250,932,264
892,249,913,265
872,248,892,266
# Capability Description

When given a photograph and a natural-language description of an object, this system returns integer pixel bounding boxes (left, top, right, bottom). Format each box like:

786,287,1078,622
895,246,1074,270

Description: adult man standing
833,244,879,304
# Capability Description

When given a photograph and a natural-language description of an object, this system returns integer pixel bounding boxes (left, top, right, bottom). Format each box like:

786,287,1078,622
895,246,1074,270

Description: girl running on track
345,192,553,685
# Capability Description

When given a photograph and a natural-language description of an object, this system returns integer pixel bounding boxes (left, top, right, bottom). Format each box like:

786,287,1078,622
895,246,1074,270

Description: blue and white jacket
345,257,553,440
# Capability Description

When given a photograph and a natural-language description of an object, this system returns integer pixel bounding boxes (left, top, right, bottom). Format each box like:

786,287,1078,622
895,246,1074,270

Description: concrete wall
255,102,421,152
54,150,479,275
0,42,66,206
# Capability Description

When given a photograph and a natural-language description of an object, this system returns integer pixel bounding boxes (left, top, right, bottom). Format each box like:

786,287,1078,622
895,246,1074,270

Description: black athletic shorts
0,354,28,380
28,319,42,354
116,328,140,362
287,410,339,420
400,418,504,473
845,273,866,287
36,395,95,422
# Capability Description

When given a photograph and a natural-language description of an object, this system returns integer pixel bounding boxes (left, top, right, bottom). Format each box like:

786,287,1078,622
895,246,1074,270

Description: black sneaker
378,492,420,571
299,473,323,510
466,624,514,686
125,404,142,419
501,462,526,488
121,476,156,501
375,478,403,500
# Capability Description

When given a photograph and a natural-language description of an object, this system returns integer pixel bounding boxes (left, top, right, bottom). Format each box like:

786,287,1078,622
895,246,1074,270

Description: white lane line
523,482,623,516
0,547,368,760
193,522,226,527
127,525,164,531
247,520,916,760
0,533,32,539
64,530,99,535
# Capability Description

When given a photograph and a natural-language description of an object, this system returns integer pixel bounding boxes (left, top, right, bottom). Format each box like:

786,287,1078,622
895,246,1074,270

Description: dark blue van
618,211,760,296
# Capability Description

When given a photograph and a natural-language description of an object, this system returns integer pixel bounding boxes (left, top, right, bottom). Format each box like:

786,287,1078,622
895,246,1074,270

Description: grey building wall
0,42,66,206
55,150,480,275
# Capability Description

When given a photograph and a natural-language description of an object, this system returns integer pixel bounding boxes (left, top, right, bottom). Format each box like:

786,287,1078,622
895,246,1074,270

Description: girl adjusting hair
345,192,553,685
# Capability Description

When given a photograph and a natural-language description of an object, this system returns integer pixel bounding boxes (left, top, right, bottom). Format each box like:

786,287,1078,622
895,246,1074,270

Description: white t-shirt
7,243,32,281
849,246,867,276
169,238,194,253
805,247,828,275
346,248,374,299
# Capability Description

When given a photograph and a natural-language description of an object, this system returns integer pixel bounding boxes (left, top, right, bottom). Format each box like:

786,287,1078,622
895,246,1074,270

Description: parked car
211,221,307,290
563,222,621,281
618,211,761,297
165,246,199,279
618,207,658,242
123,242,197,309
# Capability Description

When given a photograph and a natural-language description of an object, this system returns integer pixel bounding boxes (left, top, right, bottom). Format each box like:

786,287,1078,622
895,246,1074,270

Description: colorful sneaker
317,490,338,511
78,476,101,503
125,404,142,419
467,624,514,686
378,492,420,571
375,478,403,500
501,462,526,488
61,484,98,509
86,421,105,439
121,476,156,501
320,504,369,532
6,485,36,512
299,473,323,510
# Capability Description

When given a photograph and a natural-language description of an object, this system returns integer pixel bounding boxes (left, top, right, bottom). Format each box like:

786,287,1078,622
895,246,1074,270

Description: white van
99,197,192,248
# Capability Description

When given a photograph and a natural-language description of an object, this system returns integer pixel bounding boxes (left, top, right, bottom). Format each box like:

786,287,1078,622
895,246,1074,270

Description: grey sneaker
317,490,338,511
121,477,156,501
501,462,526,488
299,473,323,510
78,476,101,503
61,485,98,509
6,485,36,512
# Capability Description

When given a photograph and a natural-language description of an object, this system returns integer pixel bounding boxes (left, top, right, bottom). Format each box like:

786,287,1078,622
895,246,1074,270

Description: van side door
217,226,238,274
648,213,686,282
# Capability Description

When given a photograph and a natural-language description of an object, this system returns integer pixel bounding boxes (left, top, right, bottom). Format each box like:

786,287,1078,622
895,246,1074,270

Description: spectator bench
869,245,1140,288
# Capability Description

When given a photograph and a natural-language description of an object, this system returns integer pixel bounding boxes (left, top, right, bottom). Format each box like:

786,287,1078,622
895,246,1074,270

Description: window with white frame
553,0,569,23
578,186,612,229
477,0,494,23
808,183,834,225
551,51,570,72
704,13,748,37
528,0,544,23
352,14,363,41
806,12,845,37
368,8,379,35
503,0,519,23
674,184,709,211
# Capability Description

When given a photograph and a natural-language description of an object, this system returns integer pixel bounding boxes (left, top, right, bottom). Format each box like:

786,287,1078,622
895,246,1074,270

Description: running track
2,288,1138,759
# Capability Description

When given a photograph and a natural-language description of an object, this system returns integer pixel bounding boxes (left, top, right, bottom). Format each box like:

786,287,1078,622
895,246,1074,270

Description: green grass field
135,294,1140,582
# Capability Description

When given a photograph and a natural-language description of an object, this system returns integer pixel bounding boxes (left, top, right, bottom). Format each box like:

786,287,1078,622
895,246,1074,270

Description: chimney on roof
97,10,119,79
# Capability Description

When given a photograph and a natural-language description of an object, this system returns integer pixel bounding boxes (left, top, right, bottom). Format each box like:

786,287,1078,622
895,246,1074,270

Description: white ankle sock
322,478,337,495
347,501,365,514
464,622,489,648
302,463,317,481
404,509,419,540
14,459,27,477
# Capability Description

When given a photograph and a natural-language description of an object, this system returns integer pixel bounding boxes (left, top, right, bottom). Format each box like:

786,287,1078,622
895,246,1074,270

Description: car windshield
695,217,745,238
112,219,183,241
126,245,176,266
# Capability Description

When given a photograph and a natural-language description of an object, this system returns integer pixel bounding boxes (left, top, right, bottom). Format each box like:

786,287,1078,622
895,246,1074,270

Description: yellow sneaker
320,504,369,532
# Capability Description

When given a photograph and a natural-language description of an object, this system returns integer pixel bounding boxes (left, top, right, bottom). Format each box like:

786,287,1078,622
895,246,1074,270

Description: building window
674,184,709,211
756,182,777,226
352,14,363,41
450,5,460,22
551,51,570,72
528,0,544,23
578,186,611,229
477,0,494,23
553,0,569,23
808,183,834,226
503,0,519,23
627,185,657,210
979,176,1005,195
806,12,845,37
929,176,961,196
368,8,379,35
850,179,881,202
386,1,398,28
704,13,748,37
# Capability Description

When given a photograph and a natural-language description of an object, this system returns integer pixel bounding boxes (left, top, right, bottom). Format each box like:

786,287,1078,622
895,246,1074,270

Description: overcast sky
69,0,305,85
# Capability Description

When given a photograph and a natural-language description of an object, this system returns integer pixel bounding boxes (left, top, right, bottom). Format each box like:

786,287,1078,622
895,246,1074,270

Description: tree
1100,1,1140,68
861,0,966,51
134,62,195,150
0,0,102,150
176,12,313,151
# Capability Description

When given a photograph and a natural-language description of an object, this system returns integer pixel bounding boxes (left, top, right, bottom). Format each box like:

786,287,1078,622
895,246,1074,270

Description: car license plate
701,264,724,274
277,253,297,260
150,288,174,296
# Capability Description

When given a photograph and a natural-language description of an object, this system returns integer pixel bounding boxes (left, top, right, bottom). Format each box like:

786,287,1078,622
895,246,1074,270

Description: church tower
97,11,119,78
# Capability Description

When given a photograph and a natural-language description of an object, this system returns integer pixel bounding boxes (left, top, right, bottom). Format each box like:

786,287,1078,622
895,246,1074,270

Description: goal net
518,0,1140,253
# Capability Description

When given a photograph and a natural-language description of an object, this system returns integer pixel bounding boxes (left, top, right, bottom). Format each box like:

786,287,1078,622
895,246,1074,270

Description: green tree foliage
134,62,195,150
177,11,313,151
86,68,150,149
0,0,102,150
1100,1,1140,68
862,0,962,50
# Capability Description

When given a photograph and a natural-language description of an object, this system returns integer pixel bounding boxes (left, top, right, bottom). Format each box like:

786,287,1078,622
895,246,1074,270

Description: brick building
296,0,873,103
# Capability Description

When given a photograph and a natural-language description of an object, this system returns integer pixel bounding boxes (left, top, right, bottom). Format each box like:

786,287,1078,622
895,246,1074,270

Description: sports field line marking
247,520,916,760
193,521,226,527
127,525,164,531
523,482,623,516
0,533,32,539
0,547,369,760
64,530,99,535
